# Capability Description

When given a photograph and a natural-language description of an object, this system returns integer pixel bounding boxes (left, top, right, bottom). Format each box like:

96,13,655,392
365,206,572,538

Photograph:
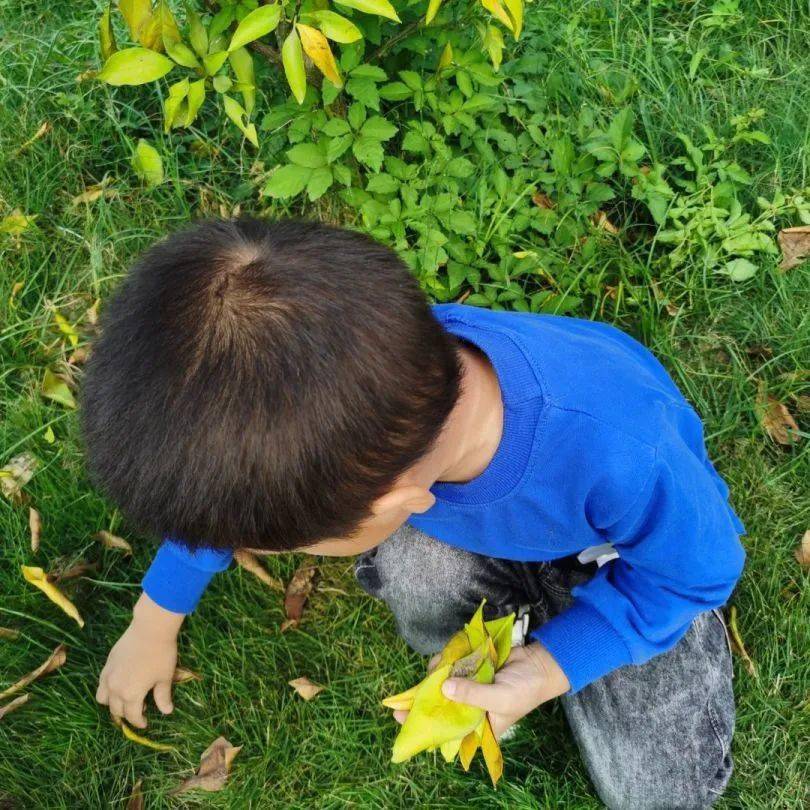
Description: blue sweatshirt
142,304,745,692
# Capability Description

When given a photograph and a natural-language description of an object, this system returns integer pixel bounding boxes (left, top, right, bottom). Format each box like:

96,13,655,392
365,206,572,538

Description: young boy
85,219,744,809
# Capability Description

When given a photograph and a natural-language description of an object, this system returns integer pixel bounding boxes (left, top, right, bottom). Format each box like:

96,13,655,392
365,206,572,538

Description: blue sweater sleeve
532,432,745,692
142,541,233,614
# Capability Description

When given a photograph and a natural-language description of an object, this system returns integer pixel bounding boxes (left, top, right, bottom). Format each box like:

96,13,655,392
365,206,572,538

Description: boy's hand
392,642,570,739
96,592,185,729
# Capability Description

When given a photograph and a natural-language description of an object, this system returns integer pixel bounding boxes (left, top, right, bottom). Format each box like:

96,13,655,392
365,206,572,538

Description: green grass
1,0,808,807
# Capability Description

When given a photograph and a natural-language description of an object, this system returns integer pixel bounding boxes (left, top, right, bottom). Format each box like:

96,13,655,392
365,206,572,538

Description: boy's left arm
443,433,745,727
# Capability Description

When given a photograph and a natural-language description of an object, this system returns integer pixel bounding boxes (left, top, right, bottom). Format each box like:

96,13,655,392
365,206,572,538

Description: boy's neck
416,345,504,487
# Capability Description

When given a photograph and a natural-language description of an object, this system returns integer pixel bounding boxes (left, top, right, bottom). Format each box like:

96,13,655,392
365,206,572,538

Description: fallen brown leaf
282,564,317,630
15,121,50,155
760,395,800,445
49,559,98,583
0,627,20,641
172,666,202,684
777,226,810,271
728,606,757,678
0,644,67,700
234,550,284,591
126,778,144,810
0,694,30,721
0,452,38,505
795,395,810,415
29,507,41,553
95,530,132,555
68,347,89,365
171,736,242,794
532,191,554,209
592,211,620,234
794,530,810,568
71,184,117,207
288,677,324,700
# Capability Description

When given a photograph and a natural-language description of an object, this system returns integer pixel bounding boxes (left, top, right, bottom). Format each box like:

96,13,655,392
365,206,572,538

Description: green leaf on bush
185,79,206,126
265,164,312,199
335,0,401,23
228,4,282,51
445,157,475,178
351,64,388,82
367,173,399,194
327,134,353,163
288,143,327,169
163,78,190,131
282,29,307,105
723,258,758,281
352,136,384,171
229,48,255,114
379,82,412,101
307,167,334,201
348,102,367,131
302,10,362,44
131,139,164,187
97,47,174,86
186,2,208,57
165,39,200,69
347,77,380,110
99,4,117,61
222,95,259,147
213,74,233,93
203,50,229,76
361,116,397,141
426,0,443,25
322,118,351,137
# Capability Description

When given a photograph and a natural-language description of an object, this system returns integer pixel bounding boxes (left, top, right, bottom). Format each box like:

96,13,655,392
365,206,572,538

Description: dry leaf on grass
728,606,757,678
592,211,620,234
0,644,67,700
21,566,84,627
234,550,284,591
288,677,324,700
171,736,241,794
116,718,175,752
95,530,132,555
282,564,317,631
0,453,38,504
42,369,76,409
49,559,98,583
29,507,41,553
0,627,20,641
172,666,202,684
0,694,30,721
794,530,810,568
759,395,800,445
71,184,117,207
125,778,144,810
778,226,810,271
532,191,554,209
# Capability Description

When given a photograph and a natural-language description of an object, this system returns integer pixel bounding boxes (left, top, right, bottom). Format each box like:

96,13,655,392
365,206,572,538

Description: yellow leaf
118,0,151,41
381,683,419,711
42,369,76,409
132,139,164,187
485,614,515,668
435,628,472,668
156,0,181,45
0,452,37,504
222,95,259,147
281,28,307,104
184,79,207,127
480,716,504,785
480,0,514,33
288,677,325,700
119,719,176,751
437,42,453,70
99,4,117,61
795,529,810,568
296,23,342,88
0,209,37,237
483,24,504,71
95,530,133,554
501,0,523,38
336,0,400,23
234,549,284,590
172,666,202,684
440,737,461,762
71,184,117,206
426,0,443,25
96,47,174,86
163,78,190,132
0,644,67,701
53,311,79,347
21,566,84,628
464,600,487,649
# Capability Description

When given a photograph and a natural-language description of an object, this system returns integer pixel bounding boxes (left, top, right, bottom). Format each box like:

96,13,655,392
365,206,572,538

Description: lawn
1,0,808,807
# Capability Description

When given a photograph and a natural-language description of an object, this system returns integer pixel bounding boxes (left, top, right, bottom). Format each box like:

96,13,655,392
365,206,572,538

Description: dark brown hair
81,219,461,551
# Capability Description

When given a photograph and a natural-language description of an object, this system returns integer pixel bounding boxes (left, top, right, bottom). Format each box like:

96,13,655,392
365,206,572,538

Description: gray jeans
356,525,735,810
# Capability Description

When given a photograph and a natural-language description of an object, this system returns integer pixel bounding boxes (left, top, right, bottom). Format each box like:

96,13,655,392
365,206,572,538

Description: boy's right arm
97,541,233,728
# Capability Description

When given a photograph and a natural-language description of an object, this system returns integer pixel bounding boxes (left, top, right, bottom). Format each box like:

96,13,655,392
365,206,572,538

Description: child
85,219,744,809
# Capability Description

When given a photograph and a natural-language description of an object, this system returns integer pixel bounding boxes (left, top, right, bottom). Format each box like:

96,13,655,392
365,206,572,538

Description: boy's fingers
153,681,174,715
441,679,510,714
124,700,147,729
96,681,109,706
109,696,125,721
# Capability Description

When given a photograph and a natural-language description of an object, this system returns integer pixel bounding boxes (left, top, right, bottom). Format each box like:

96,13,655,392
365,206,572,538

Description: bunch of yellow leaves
383,602,514,786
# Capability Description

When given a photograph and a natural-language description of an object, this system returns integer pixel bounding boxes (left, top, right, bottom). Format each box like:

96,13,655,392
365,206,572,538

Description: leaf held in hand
171,736,241,793
778,226,810,271
234,550,284,591
0,644,67,700
21,566,85,628
288,677,324,700
95,530,133,554
172,666,202,684
0,694,31,722
0,452,37,504
282,563,317,629
479,716,504,785
29,507,41,553
42,369,76,409
381,684,418,711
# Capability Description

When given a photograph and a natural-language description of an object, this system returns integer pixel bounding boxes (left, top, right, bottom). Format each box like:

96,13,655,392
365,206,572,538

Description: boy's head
82,219,461,555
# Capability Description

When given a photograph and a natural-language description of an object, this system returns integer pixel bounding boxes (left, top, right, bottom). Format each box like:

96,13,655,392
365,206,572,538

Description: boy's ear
372,485,435,518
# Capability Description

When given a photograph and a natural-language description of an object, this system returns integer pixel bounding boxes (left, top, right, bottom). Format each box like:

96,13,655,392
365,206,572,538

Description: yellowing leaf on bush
282,28,307,105
132,139,164,187
228,47,256,115
337,0,400,23
778,226,810,271
97,47,174,86
794,530,810,568
42,369,76,409
118,0,151,41
385,602,512,785
99,4,117,61
437,42,453,70
0,694,31,722
171,736,241,794
118,718,175,751
301,10,362,44
288,677,324,700
95,530,133,554
222,95,259,148
53,311,79,347
21,566,85,628
425,0,443,25
1,452,38,504
0,644,67,700
163,78,190,131
29,507,41,553
501,0,523,38
480,0,514,33
234,550,284,591
296,24,342,88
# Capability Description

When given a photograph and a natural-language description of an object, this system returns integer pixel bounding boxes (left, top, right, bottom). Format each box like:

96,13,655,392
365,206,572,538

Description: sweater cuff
531,600,633,693
142,541,233,614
